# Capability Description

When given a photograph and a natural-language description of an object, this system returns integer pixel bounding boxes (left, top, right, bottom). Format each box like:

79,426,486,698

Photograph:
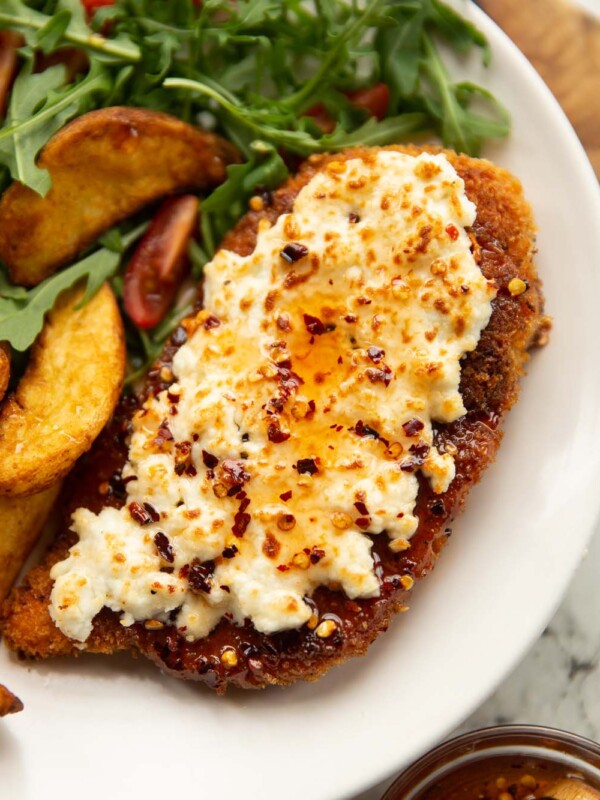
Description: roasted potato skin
0,684,23,717
0,107,239,286
0,481,61,603
0,343,9,404
0,283,125,497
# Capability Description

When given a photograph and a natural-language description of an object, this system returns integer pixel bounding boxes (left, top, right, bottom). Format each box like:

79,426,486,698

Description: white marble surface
356,518,600,799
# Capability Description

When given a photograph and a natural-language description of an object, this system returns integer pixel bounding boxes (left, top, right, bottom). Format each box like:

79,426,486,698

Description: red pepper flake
204,314,221,330
233,511,251,538
267,422,291,443
238,497,251,514
179,564,190,579
349,212,360,224
220,584,231,593
344,314,357,323
367,346,385,363
154,532,174,563
186,463,197,477
402,418,425,437
409,441,430,461
144,502,160,521
400,457,419,473
353,420,380,440
446,224,459,241
366,364,393,387
128,501,159,526
222,545,238,559
281,242,309,263
310,547,325,564
153,419,173,447
303,313,326,336
192,433,199,442
202,450,219,469
355,517,370,530
280,490,293,502
167,390,180,404
222,460,251,486
188,559,215,594
354,501,369,516
296,458,319,475
277,564,290,572
356,296,372,306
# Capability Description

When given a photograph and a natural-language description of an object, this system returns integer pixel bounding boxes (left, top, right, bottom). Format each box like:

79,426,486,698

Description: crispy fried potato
0,284,125,497
0,107,239,286
0,482,61,602
0,684,23,717
0,343,9,404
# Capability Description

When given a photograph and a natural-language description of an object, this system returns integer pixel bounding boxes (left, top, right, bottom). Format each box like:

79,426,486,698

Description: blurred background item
480,0,600,176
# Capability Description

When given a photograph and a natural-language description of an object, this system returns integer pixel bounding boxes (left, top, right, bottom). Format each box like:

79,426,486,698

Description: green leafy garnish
0,222,147,352
0,0,511,379
0,249,119,351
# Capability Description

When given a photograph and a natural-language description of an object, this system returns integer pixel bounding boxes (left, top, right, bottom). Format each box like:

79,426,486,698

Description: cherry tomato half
0,32,23,119
81,0,115,11
124,195,199,330
346,82,390,121
305,82,390,132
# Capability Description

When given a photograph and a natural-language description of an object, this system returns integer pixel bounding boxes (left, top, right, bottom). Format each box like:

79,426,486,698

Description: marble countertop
356,519,600,799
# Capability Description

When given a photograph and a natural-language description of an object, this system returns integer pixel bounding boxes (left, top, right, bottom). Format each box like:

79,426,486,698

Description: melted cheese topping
50,151,496,643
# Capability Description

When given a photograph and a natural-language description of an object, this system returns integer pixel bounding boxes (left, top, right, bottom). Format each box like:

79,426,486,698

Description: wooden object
480,0,600,176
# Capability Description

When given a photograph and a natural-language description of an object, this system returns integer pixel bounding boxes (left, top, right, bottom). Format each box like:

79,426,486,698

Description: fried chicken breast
2,146,546,692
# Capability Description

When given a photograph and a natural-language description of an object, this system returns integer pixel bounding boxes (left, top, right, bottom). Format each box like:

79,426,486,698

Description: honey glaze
409,755,595,800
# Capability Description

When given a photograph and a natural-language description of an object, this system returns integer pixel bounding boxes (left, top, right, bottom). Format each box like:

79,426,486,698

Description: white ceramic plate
2,3,600,799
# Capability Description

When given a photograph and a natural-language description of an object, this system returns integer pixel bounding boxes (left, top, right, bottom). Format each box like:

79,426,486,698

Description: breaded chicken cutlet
2,145,546,692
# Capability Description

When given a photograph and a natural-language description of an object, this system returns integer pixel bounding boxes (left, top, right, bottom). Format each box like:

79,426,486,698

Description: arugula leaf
0,0,141,63
0,248,120,351
0,61,67,195
0,59,112,195
35,9,71,54
0,0,512,377
200,140,288,254
320,113,428,150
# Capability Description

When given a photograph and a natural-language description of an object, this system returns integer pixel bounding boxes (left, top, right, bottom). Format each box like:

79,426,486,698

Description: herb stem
0,10,141,62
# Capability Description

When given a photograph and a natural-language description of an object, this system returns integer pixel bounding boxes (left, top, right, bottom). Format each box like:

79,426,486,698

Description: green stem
422,32,468,152
0,10,141,62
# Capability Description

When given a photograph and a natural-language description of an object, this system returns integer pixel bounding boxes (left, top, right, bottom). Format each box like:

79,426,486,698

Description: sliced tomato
346,83,390,121
304,102,336,134
0,32,23,119
124,195,199,330
81,0,115,11
305,82,390,132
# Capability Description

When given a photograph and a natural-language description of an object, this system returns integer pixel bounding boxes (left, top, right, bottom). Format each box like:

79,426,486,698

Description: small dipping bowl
382,725,600,799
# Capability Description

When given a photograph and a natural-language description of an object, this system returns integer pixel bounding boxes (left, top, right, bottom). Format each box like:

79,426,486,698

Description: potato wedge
0,684,23,717
0,343,9,404
0,107,239,286
0,481,61,602
0,283,125,497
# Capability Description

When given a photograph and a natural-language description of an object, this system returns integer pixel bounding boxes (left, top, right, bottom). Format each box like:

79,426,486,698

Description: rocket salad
0,0,509,381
